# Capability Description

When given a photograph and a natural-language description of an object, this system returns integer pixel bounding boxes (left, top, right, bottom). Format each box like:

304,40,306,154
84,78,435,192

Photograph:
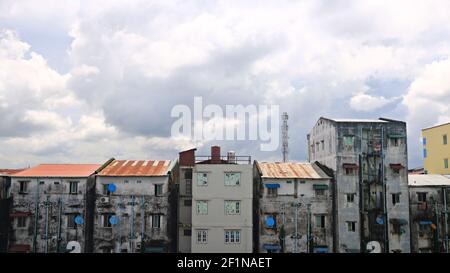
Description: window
184,199,192,206
196,201,208,215
423,148,427,158
423,137,427,145
321,140,324,151
102,214,114,228
154,184,163,196
445,158,449,169
225,201,241,215
267,188,278,197
346,193,355,203
102,184,111,196
225,230,241,244
197,230,208,244
137,180,142,184
197,173,208,186
286,180,292,184
391,222,401,235
392,193,400,205
393,168,400,174
17,217,27,228
184,229,192,236
224,173,240,186
417,192,427,203
185,170,192,195
345,168,354,175
152,214,161,228
343,136,354,151
316,142,319,152
67,214,78,229
347,221,356,232
124,179,129,183
444,134,448,145
391,138,399,147
315,189,325,197
315,215,325,228
19,181,28,194
69,181,78,194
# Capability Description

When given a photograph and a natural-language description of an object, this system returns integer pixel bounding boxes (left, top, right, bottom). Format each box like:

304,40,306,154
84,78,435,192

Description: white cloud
350,92,397,112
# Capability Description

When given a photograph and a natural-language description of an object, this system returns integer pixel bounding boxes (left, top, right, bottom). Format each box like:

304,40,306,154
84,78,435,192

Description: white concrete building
191,146,253,253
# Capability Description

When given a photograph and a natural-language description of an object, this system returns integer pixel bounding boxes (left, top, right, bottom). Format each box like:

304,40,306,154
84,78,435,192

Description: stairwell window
69,181,79,194
444,134,448,145
392,193,401,205
445,158,449,169
347,221,356,232
18,181,28,194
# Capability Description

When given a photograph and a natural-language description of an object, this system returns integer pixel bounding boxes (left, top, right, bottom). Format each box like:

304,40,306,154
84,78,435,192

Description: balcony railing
195,155,252,164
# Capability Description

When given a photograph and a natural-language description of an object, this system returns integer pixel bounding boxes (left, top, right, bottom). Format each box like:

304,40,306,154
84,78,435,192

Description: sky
1,0,450,169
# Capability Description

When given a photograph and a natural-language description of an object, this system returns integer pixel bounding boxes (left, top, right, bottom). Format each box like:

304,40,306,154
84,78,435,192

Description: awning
343,163,359,169
144,246,167,253
9,244,31,253
389,218,408,225
313,184,329,190
390,164,405,170
313,247,329,253
388,134,406,138
263,244,281,251
264,183,280,188
10,211,32,218
419,221,433,225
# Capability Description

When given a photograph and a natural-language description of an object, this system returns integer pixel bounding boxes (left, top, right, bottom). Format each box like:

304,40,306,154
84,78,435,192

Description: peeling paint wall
93,176,171,253
9,176,89,253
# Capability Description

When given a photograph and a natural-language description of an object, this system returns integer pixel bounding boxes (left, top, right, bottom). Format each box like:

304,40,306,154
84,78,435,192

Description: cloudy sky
1,0,450,168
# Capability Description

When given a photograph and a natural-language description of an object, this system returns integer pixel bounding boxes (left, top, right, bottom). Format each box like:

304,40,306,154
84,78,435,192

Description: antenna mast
282,112,289,162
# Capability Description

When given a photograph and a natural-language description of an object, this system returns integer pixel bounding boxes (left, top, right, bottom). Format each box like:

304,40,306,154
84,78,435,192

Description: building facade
190,146,253,253
409,174,450,253
254,161,333,253
308,117,411,253
422,122,450,175
8,164,101,253
94,160,176,253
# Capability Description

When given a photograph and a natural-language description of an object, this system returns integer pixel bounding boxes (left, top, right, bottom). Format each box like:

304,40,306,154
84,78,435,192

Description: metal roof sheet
0,169,25,175
408,174,450,187
98,160,172,176
256,161,330,179
11,164,101,178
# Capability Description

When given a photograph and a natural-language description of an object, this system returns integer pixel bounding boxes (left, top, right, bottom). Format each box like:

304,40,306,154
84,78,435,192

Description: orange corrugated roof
257,161,329,179
11,164,101,177
0,169,25,175
98,160,172,176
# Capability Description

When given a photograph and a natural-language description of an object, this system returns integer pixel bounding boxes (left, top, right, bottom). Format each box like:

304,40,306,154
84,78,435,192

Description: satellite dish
265,216,275,227
366,241,381,253
108,183,117,193
109,215,119,225
66,241,81,253
74,215,84,225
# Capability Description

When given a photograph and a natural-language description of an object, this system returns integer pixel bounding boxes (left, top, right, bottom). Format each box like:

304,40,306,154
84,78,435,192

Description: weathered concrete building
8,164,101,253
308,117,411,253
190,146,253,253
177,148,196,253
409,174,450,253
254,161,332,253
94,159,177,253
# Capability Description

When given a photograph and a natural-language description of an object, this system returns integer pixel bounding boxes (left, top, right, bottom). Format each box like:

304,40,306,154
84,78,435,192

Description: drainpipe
141,196,145,253
443,187,449,253
130,195,135,252
57,198,62,253
44,195,49,253
33,178,39,253
381,126,389,253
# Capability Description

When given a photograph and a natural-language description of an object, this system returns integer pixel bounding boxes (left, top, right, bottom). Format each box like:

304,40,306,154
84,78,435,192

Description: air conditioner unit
100,197,110,204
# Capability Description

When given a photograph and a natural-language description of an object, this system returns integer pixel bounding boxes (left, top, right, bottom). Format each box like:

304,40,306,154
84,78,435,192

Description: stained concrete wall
258,177,333,253
94,175,171,253
9,176,89,252
308,118,411,253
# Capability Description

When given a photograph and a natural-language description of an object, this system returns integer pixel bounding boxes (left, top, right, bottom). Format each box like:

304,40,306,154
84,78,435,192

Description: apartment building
308,117,411,253
422,122,450,175
8,164,101,253
254,161,332,253
409,174,450,253
94,159,177,253
190,146,253,253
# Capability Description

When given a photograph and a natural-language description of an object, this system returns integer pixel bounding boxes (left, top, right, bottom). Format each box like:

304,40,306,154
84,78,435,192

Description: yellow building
422,122,450,175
